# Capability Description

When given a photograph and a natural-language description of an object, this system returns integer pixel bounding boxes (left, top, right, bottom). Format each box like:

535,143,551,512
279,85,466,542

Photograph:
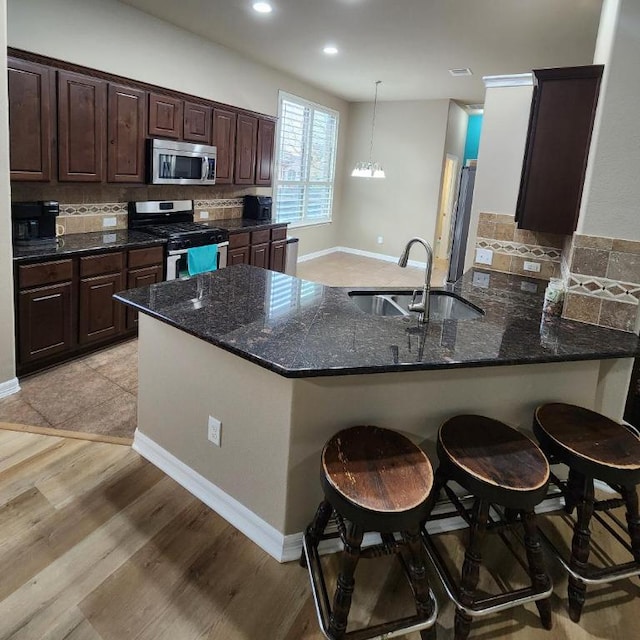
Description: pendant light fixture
351,81,386,179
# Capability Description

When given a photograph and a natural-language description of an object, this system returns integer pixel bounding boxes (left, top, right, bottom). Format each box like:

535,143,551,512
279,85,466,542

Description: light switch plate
475,248,493,265
102,216,117,228
199,211,209,219
523,261,541,273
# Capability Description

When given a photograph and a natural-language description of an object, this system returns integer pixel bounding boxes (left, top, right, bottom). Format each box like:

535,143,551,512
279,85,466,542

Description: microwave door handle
170,154,176,178
201,157,208,182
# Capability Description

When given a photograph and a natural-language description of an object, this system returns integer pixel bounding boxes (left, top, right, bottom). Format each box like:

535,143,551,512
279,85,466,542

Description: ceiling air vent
449,68,473,77
466,103,484,111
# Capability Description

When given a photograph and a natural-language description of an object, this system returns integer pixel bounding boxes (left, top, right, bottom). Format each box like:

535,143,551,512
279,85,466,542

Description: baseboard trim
298,246,427,269
0,377,20,400
132,430,288,562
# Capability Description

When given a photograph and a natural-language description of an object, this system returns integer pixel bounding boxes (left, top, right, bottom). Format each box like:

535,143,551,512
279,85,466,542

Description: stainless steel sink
348,290,484,320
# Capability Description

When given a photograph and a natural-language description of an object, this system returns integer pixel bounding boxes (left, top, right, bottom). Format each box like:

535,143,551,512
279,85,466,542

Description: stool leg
568,475,595,623
564,468,582,515
620,485,640,563
300,500,333,567
521,509,553,630
402,526,436,640
455,498,490,640
328,522,364,639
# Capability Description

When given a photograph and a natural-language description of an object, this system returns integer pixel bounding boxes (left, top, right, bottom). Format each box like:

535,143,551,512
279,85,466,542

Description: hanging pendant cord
368,80,381,166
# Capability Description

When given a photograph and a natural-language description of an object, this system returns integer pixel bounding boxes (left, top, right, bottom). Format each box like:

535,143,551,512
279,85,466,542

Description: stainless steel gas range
128,200,229,280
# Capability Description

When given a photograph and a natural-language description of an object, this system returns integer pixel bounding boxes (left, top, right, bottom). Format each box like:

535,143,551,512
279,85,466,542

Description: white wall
7,0,349,255
444,101,468,163
577,0,640,241
464,83,533,268
0,0,16,389
338,99,450,258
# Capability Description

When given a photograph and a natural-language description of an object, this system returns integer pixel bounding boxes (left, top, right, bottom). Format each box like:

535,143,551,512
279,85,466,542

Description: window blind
274,93,338,225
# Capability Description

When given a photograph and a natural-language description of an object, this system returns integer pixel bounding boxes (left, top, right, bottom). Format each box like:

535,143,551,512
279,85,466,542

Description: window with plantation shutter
274,92,339,226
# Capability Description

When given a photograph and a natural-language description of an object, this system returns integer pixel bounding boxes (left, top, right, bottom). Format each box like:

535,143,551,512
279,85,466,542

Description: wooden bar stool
300,425,438,640
423,415,553,640
533,403,640,622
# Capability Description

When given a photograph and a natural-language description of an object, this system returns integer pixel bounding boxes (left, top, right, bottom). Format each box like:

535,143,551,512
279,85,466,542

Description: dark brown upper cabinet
148,92,183,139
8,58,53,182
58,71,107,182
107,83,146,183
235,114,258,185
516,65,604,235
213,107,237,184
256,118,276,186
183,101,212,144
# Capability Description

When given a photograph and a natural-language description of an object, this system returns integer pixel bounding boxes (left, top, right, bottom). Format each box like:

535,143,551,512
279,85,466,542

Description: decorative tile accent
566,273,640,305
61,202,127,215
194,198,244,209
476,238,562,262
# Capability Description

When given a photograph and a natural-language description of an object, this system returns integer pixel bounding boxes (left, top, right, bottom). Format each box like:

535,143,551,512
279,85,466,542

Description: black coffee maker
243,195,272,221
11,201,60,245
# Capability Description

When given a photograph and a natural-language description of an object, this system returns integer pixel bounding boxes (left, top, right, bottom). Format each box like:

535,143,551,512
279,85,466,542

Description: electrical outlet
199,211,209,219
475,248,493,265
102,216,117,228
207,415,221,447
523,261,541,273
472,272,491,288
376,235,383,245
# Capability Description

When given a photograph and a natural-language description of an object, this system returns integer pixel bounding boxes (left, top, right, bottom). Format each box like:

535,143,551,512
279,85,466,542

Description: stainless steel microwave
149,138,217,185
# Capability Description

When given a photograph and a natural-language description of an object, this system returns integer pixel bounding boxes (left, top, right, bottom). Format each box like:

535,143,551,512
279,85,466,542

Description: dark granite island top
114,265,640,378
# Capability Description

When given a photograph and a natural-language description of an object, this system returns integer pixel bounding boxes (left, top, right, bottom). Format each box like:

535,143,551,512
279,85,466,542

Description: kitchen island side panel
136,314,294,534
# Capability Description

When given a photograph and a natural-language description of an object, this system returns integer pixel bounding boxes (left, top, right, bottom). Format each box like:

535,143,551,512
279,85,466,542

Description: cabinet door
8,58,52,182
516,66,603,235
228,246,250,266
126,265,163,329
79,272,124,345
256,118,276,186
234,114,258,184
107,84,146,183
18,281,74,364
58,71,107,182
270,239,287,273
148,92,183,139
184,101,212,144
213,108,237,184
250,242,270,269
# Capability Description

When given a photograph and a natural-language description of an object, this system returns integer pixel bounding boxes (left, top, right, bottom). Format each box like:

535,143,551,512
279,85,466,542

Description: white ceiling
120,0,603,103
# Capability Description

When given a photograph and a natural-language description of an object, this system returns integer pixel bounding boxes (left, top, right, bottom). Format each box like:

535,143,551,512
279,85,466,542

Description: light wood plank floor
1,430,639,640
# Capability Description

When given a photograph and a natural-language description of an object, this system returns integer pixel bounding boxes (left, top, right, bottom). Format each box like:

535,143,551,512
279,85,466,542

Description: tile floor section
0,253,449,439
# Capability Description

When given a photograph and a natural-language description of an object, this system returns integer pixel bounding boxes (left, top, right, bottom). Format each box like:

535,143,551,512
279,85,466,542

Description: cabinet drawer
80,252,124,277
18,259,73,289
229,232,250,249
128,246,164,269
251,229,270,245
271,226,287,241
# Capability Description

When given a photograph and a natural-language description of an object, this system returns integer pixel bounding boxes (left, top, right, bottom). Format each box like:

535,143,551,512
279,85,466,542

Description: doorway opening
433,154,460,283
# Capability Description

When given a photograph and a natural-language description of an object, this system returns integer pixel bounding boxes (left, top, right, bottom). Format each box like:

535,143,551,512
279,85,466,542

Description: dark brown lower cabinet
79,272,124,345
228,246,250,266
18,281,74,364
250,243,270,269
270,240,287,273
126,264,163,329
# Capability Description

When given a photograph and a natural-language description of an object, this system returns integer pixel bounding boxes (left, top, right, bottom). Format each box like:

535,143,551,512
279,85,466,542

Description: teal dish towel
187,244,218,276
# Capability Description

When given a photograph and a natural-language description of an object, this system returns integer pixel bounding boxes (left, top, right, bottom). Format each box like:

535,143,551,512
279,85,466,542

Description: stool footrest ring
421,530,553,618
302,532,438,640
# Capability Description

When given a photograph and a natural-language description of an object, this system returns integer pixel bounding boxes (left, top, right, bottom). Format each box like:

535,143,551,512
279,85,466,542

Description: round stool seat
534,403,640,485
321,425,434,532
438,415,550,510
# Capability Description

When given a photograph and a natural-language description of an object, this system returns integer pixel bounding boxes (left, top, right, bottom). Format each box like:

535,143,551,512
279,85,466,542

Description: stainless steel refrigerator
447,166,476,283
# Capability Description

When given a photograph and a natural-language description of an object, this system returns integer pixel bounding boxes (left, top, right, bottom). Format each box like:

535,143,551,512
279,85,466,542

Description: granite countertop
205,218,287,232
114,265,640,378
13,230,164,262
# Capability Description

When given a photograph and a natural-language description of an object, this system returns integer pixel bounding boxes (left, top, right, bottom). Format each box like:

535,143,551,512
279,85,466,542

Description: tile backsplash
473,213,564,280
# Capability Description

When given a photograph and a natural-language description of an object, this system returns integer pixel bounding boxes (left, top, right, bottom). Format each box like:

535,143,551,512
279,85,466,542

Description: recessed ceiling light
323,45,339,55
449,68,473,77
252,2,272,14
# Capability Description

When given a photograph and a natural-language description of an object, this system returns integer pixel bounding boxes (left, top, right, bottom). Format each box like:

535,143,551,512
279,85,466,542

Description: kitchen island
115,265,640,561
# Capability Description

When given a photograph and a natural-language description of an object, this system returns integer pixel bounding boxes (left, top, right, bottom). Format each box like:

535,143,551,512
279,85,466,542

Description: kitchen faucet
398,237,433,322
